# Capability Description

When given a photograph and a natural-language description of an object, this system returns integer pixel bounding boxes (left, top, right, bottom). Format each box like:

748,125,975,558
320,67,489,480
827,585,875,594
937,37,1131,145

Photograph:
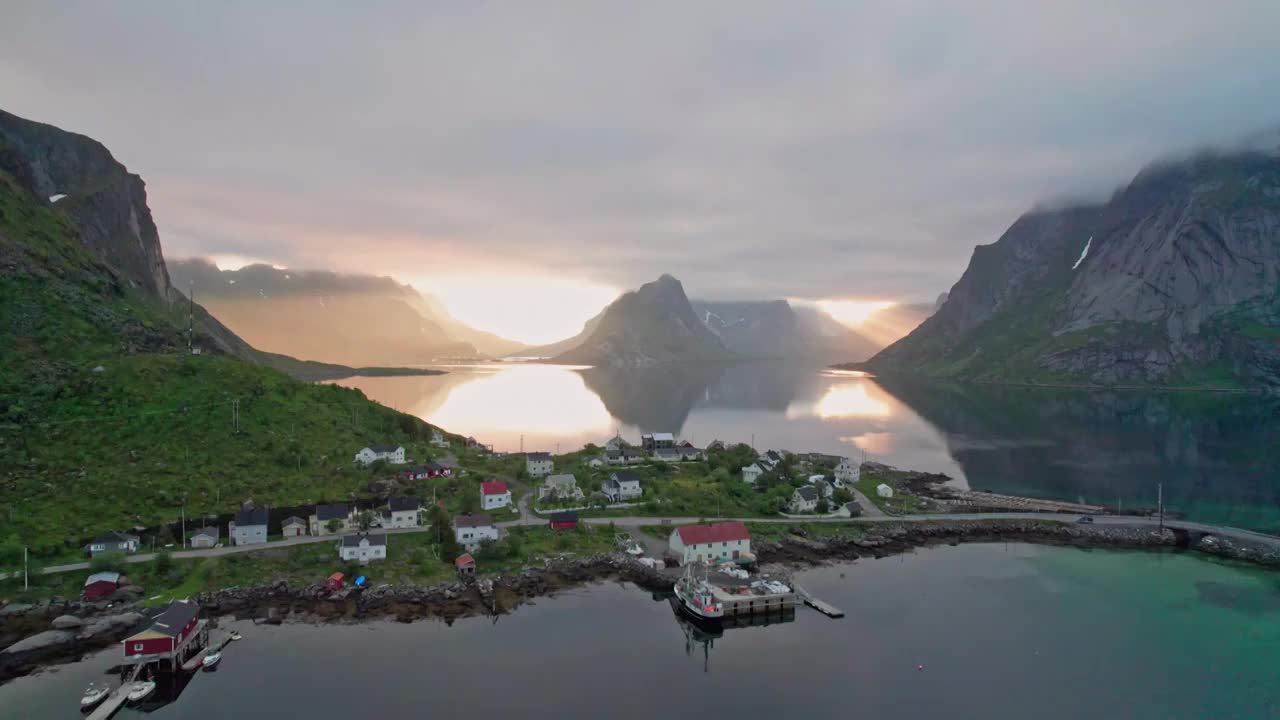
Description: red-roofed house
480,480,512,511
455,553,476,576
668,521,751,565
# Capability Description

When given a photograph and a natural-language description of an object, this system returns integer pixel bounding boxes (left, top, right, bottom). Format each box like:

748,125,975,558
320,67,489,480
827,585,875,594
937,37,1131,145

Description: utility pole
23,547,29,591
1157,482,1164,531
232,399,240,434
181,504,187,548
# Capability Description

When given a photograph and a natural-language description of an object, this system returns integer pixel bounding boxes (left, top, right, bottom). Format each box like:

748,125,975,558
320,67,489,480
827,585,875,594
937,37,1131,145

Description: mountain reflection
872,378,1280,533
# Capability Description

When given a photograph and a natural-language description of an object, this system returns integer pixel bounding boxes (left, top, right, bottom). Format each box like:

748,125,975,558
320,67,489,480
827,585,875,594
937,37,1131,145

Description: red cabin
122,601,200,659
326,572,345,591
82,571,122,600
549,510,579,530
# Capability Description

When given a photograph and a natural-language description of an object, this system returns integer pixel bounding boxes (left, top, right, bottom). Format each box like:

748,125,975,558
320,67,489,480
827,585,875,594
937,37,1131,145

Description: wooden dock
793,584,845,618
85,665,143,720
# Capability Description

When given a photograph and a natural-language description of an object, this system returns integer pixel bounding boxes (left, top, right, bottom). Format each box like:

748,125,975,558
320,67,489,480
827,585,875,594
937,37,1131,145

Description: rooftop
342,533,388,547
192,526,219,538
368,444,402,453
526,452,552,461
387,496,420,512
481,480,509,496
676,521,750,545
454,513,495,528
315,503,351,521
233,506,269,527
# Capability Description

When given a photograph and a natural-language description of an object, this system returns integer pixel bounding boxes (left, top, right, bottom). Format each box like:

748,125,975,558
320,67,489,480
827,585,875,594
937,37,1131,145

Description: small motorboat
126,680,156,703
229,630,243,641
202,651,222,669
80,683,110,710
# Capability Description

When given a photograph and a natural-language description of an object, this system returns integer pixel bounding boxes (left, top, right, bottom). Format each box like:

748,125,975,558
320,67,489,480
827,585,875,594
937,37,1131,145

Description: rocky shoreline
3,518,1276,683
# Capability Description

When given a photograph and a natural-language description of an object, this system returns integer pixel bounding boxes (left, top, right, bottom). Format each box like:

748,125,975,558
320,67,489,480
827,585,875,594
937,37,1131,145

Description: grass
853,469,928,515
0,524,620,604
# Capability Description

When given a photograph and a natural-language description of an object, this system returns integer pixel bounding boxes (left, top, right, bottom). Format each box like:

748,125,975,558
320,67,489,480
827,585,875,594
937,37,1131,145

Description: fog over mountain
5,3,1279,305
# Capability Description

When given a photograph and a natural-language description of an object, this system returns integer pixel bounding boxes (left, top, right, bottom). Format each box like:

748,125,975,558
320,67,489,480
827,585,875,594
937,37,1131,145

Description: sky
4,2,1280,342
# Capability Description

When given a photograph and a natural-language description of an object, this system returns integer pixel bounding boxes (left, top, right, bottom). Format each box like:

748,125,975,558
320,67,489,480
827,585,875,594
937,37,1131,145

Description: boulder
50,615,83,630
77,612,144,641
1,629,76,656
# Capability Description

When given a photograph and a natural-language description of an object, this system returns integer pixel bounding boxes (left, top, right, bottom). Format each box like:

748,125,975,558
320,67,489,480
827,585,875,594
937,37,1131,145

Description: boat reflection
657,593,795,673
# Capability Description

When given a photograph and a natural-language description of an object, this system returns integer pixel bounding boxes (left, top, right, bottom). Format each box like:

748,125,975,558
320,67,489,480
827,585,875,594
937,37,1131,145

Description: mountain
693,299,893,361
865,149,1280,389
550,274,730,368
168,259,528,366
0,108,442,546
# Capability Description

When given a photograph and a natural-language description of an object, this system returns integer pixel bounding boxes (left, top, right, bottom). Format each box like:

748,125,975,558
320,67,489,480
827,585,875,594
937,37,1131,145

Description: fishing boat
672,564,724,621
80,683,109,710
126,680,156,703
202,651,222,669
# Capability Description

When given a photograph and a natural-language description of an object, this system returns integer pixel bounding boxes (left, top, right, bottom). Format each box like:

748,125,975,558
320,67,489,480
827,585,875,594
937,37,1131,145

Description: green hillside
0,168,439,556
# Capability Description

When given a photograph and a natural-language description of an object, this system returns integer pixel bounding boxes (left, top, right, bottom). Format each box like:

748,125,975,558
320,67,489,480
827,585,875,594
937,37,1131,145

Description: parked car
1076,515,1095,524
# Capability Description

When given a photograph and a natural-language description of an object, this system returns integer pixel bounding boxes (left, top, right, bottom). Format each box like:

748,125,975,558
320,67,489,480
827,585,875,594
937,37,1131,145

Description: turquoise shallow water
3,544,1277,719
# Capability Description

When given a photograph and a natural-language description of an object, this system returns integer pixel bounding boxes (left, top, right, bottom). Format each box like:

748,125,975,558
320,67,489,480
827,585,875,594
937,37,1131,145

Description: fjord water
4,545,1277,718
337,362,1280,533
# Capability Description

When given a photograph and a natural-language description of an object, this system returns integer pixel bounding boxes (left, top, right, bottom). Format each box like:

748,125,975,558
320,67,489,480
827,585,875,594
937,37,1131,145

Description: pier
793,584,845,618
85,666,143,720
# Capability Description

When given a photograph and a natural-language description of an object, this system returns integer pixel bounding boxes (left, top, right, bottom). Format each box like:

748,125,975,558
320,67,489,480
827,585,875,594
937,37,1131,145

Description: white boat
229,630,243,641
202,651,222,669
126,680,156,703
625,543,644,556
80,684,110,709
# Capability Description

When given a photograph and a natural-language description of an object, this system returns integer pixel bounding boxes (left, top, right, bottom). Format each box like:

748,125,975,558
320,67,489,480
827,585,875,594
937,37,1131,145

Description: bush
90,551,127,573
153,550,173,574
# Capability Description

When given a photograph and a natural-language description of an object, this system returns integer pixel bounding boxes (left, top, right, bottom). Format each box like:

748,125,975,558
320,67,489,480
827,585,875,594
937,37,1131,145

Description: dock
85,666,143,720
793,584,845,618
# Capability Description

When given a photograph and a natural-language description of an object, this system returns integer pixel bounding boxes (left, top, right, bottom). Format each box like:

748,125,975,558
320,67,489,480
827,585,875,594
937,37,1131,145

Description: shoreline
3,517,1277,683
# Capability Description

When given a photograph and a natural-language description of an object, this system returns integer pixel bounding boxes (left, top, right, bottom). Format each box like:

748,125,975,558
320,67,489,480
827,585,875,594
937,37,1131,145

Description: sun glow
208,254,285,271
816,299,897,328
430,365,613,436
408,273,620,346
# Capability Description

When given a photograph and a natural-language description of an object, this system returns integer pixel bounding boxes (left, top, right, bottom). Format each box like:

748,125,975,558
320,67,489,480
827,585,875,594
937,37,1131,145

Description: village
2,425,1123,715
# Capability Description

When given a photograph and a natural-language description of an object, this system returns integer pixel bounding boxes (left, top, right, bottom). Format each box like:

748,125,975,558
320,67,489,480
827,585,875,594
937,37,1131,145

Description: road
7,511,1274,581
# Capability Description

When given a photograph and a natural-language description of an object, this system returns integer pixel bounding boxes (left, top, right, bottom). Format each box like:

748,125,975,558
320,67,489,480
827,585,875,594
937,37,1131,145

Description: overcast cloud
3,1,1280,303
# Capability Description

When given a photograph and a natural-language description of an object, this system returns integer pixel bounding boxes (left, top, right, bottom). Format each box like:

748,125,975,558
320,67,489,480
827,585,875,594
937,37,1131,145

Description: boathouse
83,571,122,600
121,601,207,670
455,553,476,577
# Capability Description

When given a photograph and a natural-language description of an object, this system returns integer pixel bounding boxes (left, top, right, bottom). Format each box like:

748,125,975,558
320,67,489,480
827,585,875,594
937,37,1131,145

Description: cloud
3,1,1280,306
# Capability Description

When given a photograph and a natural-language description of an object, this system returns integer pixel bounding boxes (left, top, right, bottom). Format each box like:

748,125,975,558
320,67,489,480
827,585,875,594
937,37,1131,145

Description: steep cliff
866,149,1280,388
552,274,730,368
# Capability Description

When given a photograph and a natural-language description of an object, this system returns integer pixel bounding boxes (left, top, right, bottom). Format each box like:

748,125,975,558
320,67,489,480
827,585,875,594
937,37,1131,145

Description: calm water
4,545,1278,719
335,362,1280,532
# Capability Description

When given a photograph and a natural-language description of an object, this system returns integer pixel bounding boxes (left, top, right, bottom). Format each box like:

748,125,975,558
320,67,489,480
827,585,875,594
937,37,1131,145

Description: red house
82,571,122,600
122,601,200,659
549,510,579,530
326,572,345,592
401,461,452,481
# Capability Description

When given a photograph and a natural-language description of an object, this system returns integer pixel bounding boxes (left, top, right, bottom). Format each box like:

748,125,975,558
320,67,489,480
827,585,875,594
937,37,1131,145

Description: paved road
7,511,1273,581
850,489,887,518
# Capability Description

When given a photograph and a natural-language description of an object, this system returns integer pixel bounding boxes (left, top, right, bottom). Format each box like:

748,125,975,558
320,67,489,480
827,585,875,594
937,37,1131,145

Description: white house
454,514,500,550
760,450,784,469
354,444,406,466
539,474,584,502
674,445,704,461
877,483,894,499
790,486,819,513
339,533,387,564
86,531,140,556
667,521,751,565
834,457,860,485
384,496,421,528
603,471,643,502
311,503,354,536
190,527,219,549
281,516,307,538
807,475,835,497
604,433,627,451
653,447,681,463
230,506,269,546
741,462,766,484
641,432,676,451
526,452,554,478
604,447,646,466
481,481,512,511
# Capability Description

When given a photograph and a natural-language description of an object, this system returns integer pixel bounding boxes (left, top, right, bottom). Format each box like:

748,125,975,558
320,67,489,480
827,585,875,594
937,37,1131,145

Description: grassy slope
0,170,440,555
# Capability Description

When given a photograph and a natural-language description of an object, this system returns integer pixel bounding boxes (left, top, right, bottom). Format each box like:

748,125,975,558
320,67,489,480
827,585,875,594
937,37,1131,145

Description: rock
77,612,144,641
0,629,76,656
92,365,105,373
50,615,83,630
0,603,34,618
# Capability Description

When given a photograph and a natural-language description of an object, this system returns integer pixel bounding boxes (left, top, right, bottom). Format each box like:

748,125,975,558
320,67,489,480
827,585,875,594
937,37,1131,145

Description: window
134,643,143,652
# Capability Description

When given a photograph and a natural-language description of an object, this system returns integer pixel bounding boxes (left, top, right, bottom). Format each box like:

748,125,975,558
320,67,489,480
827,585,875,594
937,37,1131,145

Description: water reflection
331,363,1280,531
660,594,796,674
